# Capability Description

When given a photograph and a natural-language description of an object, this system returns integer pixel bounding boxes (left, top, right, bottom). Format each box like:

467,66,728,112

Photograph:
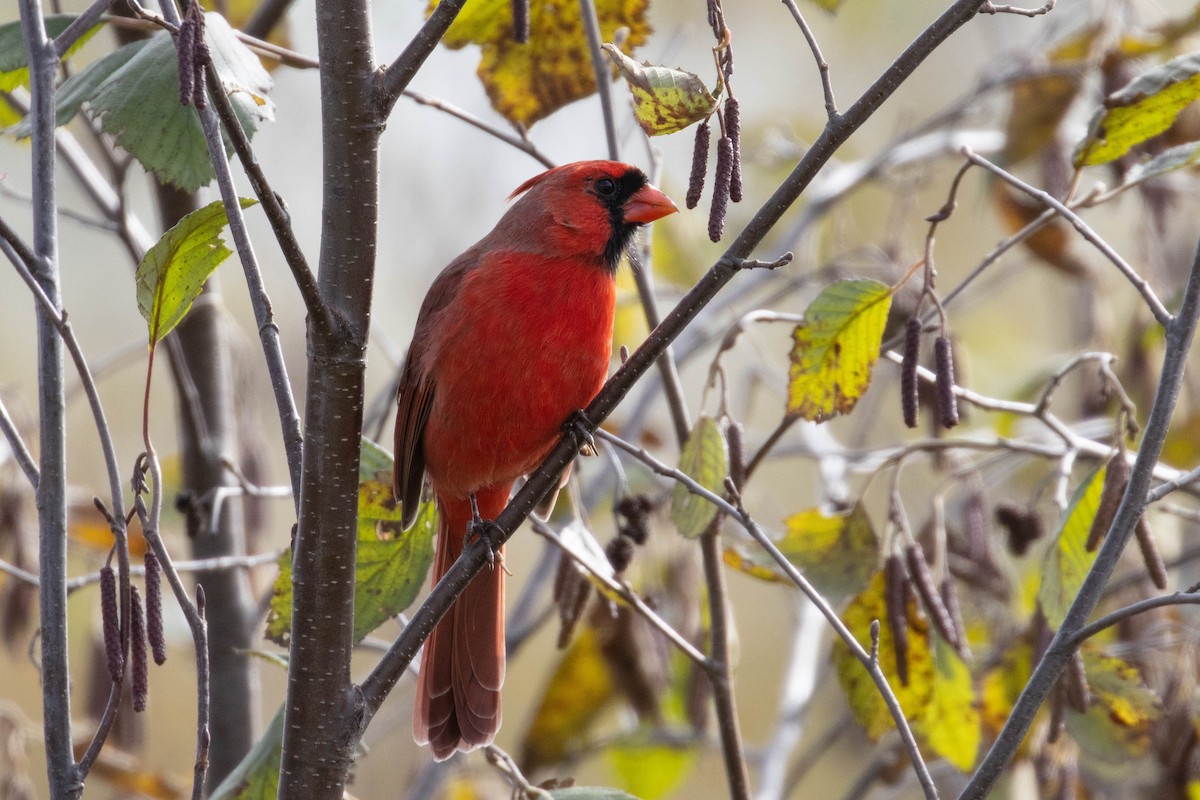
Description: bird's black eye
595,177,617,196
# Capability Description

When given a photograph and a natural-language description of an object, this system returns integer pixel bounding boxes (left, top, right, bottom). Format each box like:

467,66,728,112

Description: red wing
393,248,484,529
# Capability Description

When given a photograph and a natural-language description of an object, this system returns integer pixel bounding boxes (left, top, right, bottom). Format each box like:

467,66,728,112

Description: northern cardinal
393,161,677,760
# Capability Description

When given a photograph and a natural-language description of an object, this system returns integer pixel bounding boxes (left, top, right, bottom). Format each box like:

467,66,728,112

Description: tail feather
413,486,509,760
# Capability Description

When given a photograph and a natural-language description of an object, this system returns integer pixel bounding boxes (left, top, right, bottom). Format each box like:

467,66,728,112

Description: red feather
395,161,676,760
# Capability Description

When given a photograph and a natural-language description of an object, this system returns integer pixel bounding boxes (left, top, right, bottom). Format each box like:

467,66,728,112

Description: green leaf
10,39,150,138
0,15,102,92
1037,465,1106,629
787,279,893,422
85,13,273,191
1124,140,1200,184
136,198,257,346
1076,52,1200,167
670,416,727,538
207,704,284,800
550,789,643,800
265,438,436,646
1066,649,1164,761
602,44,720,136
725,502,877,602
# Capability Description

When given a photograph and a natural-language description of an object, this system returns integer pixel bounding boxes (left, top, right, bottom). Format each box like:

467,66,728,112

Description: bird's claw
564,410,596,457
467,493,507,571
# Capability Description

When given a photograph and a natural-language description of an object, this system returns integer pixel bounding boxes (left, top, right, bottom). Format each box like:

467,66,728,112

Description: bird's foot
564,410,596,457
467,493,507,572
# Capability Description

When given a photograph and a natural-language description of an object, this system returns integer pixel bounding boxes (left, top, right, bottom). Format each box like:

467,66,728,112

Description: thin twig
961,148,1171,327
579,0,620,161
373,0,471,115
979,0,1056,17
51,0,109,57
779,0,837,119
356,0,989,774
530,519,709,667
402,90,556,169
193,56,305,505
201,64,331,338
960,225,1200,800
1069,591,1200,647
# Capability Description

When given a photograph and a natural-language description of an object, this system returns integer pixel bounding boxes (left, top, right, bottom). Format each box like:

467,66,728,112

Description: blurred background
4,0,1200,797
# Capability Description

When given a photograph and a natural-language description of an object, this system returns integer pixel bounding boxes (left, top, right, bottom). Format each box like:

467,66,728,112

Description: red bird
393,161,677,760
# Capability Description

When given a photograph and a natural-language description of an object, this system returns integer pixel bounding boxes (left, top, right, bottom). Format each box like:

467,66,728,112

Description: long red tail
413,485,509,760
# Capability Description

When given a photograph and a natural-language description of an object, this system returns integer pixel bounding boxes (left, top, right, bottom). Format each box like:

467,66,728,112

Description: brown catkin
1086,456,1130,552
708,136,733,242
995,502,1043,557
904,544,958,650
1047,680,1065,743
176,12,195,107
725,97,743,203
727,420,746,492
144,552,166,665
605,536,635,574
511,0,530,43
99,566,123,682
884,554,910,686
934,336,959,428
901,317,921,428
1134,516,1168,590
130,585,148,712
939,576,969,660
686,121,711,209
1064,650,1090,713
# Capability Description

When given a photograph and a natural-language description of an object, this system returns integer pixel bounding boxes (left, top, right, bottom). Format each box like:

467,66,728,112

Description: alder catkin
176,12,196,107
934,335,959,428
1134,516,1169,590
100,565,123,683
605,536,635,574
995,502,1043,557
901,317,921,428
939,576,969,660
144,551,166,665
130,585,148,713
511,0,530,43
904,544,958,651
726,420,747,492
686,121,711,210
884,554,910,686
1086,456,1130,552
1064,650,1090,713
725,97,743,203
708,136,733,242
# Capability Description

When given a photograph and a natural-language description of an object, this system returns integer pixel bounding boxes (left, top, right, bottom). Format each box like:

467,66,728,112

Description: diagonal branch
356,0,989,729
958,229,1200,799
373,0,471,116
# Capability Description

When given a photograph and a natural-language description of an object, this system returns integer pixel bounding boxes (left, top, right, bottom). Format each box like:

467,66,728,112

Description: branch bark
18,3,77,797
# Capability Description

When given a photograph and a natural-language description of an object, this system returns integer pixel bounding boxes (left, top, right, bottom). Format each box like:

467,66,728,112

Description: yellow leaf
832,570,934,739
1066,649,1163,760
606,740,695,800
915,637,980,772
430,0,651,127
1077,52,1200,167
979,640,1032,740
787,279,893,422
520,626,615,771
602,44,719,136
1037,465,1106,629
724,503,877,603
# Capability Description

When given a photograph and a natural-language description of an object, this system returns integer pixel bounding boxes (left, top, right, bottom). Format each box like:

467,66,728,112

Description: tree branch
958,229,1200,799
373,0,471,116
355,0,988,735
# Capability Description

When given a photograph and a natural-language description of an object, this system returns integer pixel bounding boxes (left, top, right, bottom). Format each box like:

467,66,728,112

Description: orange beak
623,183,678,224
